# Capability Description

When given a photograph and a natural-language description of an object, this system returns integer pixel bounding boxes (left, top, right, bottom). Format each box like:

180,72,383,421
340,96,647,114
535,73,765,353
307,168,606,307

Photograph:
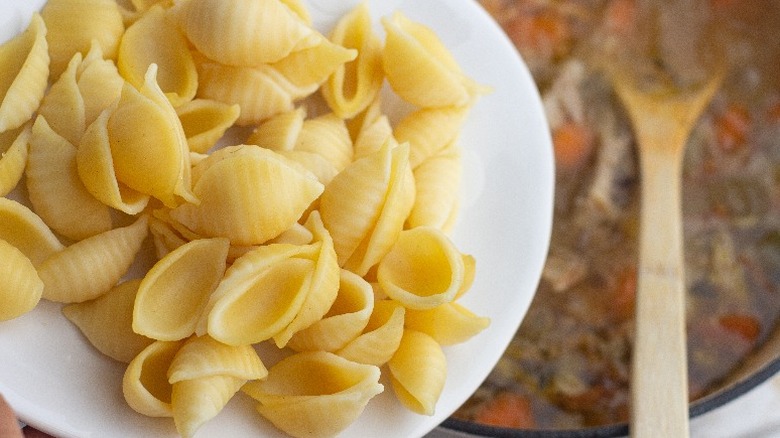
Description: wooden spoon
611,58,724,437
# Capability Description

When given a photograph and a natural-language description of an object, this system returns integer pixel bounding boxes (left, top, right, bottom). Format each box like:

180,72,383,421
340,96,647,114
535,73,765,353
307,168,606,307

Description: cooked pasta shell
321,2,384,119
76,41,125,129
117,5,198,107
171,373,243,438
353,113,397,160
345,92,383,141
62,279,155,363
246,106,305,151
389,329,446,415
272,211,340,348
394,106,468,169
167,335,267,383
0,13,49,133
108,64,196,207
0,197,64,266
286,268,374,352
41,0,124,79
0,125,30,197
133,238,230,341
169,145,323,246
295,113,353,172
172,0,318,66
176,99,240,153
276,150,340,187
381,12,484,108
271,33,357,92
320,143,415,276
123,339,183,417
148,212,189,258
0,239,43,321
77,107,151,215
336,299,405,366
129,0,172,13
404,302,490,346
407,145,462,232
38,215,149,303
196,61,299,126
37,53,86,146
278,0,311,24
26,116,113,240
377,226,466,310
243,351,383,438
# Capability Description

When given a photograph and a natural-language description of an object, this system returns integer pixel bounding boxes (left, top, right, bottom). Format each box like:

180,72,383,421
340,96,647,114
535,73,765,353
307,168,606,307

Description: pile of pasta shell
0,0,491,437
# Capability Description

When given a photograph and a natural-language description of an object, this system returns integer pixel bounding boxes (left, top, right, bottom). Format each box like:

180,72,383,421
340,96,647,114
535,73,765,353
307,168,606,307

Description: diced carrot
605,0,637,36
552,121,595,171
718,313,761,343
473,392,536,428
610,266,637,321
714,103,751,153
506,9,571,59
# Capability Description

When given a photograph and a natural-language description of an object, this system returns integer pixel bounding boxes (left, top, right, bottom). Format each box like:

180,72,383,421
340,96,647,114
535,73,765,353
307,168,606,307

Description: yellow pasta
0,197,64,266
376,226,467,310
0,125,31,197
243,351,383,438
76,41,125,129
321,2,384,119
172,0,318,66
0,239,43,321
388,329,446,415
175,99,240,153
271,33,357,93
117,4,198,107
394,105,468,169
406,144,462,232
246,106,306,151
353,113,397,160
295,112,353,172
404,302,490,346
287,268,374,352
123,339,184,417
381,11,485,108
169,145,323,246
168,335,267,438
319,143,415,276
41,0,125,79
0,13,49,133
37,53,86,146
133,238,230,341
62,279,155,363
37,215,149,303
336,298,405,366
26,116,113,240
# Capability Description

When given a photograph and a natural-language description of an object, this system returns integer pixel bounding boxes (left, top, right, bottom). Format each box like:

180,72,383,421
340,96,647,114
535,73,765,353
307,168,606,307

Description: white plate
0,1,554,437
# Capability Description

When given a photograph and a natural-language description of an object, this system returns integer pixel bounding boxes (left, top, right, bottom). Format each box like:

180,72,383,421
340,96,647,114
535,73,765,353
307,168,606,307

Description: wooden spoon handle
631,146,689,438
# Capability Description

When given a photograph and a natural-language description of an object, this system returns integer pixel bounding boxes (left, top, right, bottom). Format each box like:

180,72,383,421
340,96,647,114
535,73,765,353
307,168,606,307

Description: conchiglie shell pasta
336,299,405,366
107,65,196,207
0,239,43,321
381,12,484,108
167,335,267,438
271,34,356,92
246,106,305,151
407,145,462,232
243,351,383,438
37,53,86,146
404,302,490,346
169,145,323,246
117,5,198,107
394,106,468,169
38,215,149,303
76,41,125,129
321,2,384,119
196,61,299,126
123,339,183,417
133,238,229,341
26,116,113,241
320,143,415,276
377,226,466,310
295,113,353,173
0,197,64,266
62,279,154,363
77,107,151,214
388,329,447,415
176,99,240,153
0,125,31,197
172,0,318,66
286,268,374,352
41,0,124,79
353,114,397,160
0,13,49,133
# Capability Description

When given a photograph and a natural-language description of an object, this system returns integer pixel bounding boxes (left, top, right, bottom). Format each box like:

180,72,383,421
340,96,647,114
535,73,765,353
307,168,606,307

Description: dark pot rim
440,354,780,437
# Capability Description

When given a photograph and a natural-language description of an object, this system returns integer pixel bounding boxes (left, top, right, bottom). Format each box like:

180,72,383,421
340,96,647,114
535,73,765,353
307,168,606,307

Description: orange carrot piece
552,121,595,171
714,103,751,153
473,392,536,428
719,313,761,343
